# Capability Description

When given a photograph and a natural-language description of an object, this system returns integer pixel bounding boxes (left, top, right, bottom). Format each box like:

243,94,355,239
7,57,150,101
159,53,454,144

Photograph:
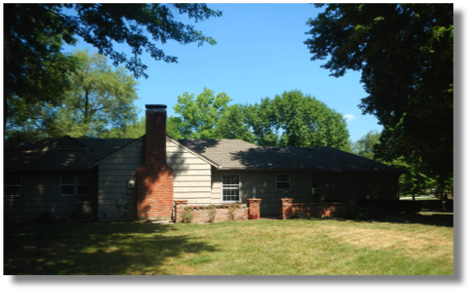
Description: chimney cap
145,104,167,109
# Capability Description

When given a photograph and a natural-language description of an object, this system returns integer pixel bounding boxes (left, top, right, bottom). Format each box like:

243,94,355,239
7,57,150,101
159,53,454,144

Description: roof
177,139,403,173
4,136,402,173
4,136,138,171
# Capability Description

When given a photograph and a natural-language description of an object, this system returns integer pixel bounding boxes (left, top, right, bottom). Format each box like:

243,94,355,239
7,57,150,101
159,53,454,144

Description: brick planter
174,202,249,223
281,198,358,219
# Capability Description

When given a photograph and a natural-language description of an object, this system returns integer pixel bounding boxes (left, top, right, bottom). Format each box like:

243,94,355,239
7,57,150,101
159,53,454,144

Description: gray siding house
4,105,403,222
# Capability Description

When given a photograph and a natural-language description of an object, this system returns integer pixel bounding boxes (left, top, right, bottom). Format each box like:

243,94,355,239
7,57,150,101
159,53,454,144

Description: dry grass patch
324,225,452,258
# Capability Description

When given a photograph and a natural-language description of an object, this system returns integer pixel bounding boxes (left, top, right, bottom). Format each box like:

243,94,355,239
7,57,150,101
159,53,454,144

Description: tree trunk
441,193,447,212
84,89,89,124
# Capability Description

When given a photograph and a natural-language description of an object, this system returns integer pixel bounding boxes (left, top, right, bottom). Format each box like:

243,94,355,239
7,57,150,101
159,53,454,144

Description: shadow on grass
384,201,453,227
4,221,217,275
389,199,454,227
381,212,453,227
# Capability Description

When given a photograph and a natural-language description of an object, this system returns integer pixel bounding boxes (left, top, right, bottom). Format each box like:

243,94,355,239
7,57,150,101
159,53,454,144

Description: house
4,104,403,222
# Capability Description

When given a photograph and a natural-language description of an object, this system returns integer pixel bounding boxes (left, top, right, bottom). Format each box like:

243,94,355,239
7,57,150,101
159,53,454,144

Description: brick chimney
136,104,174,221
144,104,167,166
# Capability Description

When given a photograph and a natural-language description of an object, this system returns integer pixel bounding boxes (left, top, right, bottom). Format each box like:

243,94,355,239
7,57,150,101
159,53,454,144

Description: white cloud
344,114,355,121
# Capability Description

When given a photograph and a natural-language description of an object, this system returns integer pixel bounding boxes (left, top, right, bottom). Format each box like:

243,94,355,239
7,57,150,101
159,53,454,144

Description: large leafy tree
4,3,221,129
6,50,140,144
167,89,255,141
170,88,232,139
243,97,279,146
353,130,381,160
59,50,140,138
305,4,453,191
167,89,348,149
246,90,350,149
214,104,256,143
106,116,147,139
374,126,453,205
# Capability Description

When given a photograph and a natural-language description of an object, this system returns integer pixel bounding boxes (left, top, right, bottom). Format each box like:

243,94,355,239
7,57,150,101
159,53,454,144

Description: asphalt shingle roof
4,137,138,171
5,136,402,173
177,139,403,173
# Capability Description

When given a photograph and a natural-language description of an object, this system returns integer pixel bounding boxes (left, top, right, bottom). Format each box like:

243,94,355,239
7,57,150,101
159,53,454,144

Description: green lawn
4,216,453,275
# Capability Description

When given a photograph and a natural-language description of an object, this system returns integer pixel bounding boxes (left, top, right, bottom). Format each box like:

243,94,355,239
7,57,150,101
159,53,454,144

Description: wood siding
210,170,399,216
211,170,313,215
4,170,97,222
314,173,399,202
97,139,144,221
166,140,212,205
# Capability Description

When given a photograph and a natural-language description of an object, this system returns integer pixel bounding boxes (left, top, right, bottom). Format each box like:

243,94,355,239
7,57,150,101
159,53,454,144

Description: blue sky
66,3,385,142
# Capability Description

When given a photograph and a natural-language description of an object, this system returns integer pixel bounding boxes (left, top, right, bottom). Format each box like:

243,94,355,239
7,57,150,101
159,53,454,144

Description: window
276,174,290,190
60,175,92,196
222,175,240,202
4,175,21,197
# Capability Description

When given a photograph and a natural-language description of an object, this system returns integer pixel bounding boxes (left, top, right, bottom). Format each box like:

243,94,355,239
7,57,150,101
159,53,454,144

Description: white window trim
60,175,92,196
4,175,21,197
221,174,240,203
275,174,291,190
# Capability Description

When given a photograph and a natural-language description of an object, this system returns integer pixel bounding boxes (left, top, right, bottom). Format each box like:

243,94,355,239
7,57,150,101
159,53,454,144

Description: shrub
228,203,240,220
181,206,193,223
205,205,217,223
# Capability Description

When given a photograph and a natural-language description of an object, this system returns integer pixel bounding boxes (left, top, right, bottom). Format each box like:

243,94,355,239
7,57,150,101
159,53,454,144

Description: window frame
4,175,22,197
60,175,92,196
221,174,240,203
275,174,291,190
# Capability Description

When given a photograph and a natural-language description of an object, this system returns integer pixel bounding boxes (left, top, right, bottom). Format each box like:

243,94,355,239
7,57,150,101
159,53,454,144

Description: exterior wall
166,139,212,205
314,173,399,202
4,170,97,222
97,139,144,221
209,170,399,216
211,169,313,215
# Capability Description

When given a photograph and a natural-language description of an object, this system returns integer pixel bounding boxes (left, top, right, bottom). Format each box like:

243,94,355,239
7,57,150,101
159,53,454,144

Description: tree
170,88,232,139
341,139,355,154
166,89,348,148
64,50,140,137
214,104,256,143
106,116,146,139
4,4,77,130
4,3,221,129
5,50,140,144
374,125,453,206
305,4,453,192
353,130,381,160
243,97,280,146
246,90,350,149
